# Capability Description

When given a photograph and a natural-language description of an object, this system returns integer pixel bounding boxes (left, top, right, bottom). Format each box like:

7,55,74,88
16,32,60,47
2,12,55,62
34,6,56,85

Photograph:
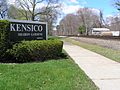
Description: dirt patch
71,37,120,50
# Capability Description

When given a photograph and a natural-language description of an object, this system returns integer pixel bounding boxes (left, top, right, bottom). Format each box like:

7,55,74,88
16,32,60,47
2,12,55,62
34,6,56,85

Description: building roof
92,28,110,31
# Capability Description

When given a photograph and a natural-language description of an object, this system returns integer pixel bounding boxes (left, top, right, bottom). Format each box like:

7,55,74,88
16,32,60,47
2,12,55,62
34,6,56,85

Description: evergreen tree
78,25,86,34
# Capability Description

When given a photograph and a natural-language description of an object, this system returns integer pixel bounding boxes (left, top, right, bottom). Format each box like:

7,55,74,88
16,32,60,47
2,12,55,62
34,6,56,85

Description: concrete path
63,41,120,90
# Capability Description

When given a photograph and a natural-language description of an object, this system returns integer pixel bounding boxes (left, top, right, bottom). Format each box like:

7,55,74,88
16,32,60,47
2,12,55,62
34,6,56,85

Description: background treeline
0,0,62,35
57,7,120,36
1,0,120,36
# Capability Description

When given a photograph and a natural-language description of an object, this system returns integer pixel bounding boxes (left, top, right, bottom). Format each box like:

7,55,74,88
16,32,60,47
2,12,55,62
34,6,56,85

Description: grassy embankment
64,38,120,63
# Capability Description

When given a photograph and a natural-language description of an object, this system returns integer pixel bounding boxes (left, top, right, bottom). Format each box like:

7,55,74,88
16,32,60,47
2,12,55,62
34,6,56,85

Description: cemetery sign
9,20,47,41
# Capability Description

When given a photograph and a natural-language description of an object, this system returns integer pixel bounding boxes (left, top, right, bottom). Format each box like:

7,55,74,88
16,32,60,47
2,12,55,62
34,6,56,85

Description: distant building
111,31,120,36
90,28,120,36
90,28,110,36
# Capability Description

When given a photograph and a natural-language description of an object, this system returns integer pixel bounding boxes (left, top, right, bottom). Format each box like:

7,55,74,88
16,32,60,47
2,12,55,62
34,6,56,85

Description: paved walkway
63,41,120,90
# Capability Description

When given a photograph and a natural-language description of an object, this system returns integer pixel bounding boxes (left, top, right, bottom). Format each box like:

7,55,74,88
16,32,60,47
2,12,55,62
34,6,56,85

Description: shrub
0,20,11,60
7,39,64,63
78,25,86,34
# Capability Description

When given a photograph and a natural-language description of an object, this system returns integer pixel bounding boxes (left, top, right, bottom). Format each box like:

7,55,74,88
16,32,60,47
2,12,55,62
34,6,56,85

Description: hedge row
0,20,11,60
6,40,64,63
0,20,65,63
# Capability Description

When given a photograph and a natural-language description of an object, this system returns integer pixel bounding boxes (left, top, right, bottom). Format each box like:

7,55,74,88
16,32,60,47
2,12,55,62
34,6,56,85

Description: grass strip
64,38,120,63
0,59,98,90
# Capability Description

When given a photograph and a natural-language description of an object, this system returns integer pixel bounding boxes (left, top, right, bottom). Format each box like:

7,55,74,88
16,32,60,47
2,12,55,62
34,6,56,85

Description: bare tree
8,5,30,20
15,0,61,21
77,8,101,35
57,8,101,36
114,0,120,11
12,0,62,35
0,0,8,19
99,10,103,28
106,15,120,31
99,10,110,28
58,14,80,36
40,5,62,35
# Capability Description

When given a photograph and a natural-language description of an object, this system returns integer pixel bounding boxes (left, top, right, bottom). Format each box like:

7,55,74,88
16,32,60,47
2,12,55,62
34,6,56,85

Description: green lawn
64,38,120,63
0,59,98,90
